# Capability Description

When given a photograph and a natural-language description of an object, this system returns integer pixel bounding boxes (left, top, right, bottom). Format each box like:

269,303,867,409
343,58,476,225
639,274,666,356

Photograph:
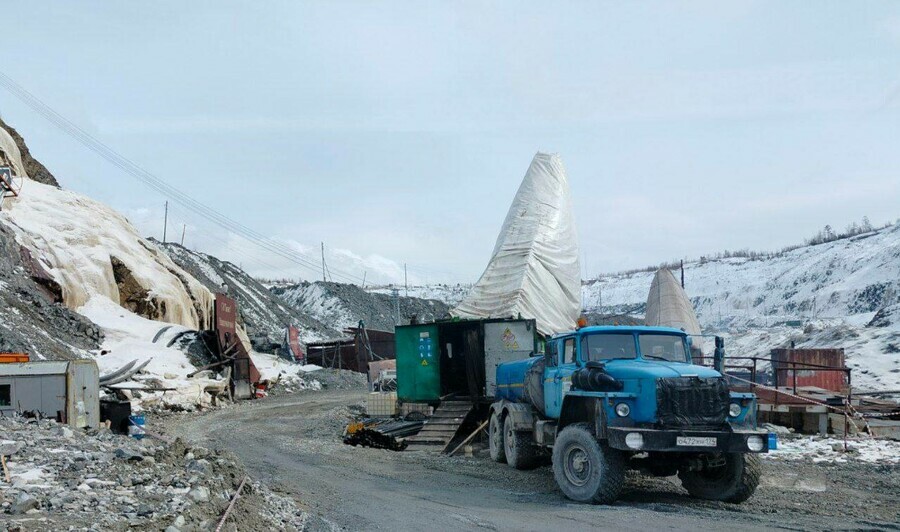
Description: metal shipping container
771,348,847,392
396,324,441,402
483,321,536,397
396,318,537,404
0,360,100,428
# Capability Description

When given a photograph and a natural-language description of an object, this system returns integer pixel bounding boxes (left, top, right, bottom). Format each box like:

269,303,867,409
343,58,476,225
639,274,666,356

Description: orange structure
0,353,30,363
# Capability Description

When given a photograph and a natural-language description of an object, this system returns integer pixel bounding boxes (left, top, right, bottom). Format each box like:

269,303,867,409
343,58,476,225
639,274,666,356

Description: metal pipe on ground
216,476,249,532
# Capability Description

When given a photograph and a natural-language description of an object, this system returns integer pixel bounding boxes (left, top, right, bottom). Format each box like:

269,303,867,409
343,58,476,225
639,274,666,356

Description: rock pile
0,416,308,531
273,281,452,333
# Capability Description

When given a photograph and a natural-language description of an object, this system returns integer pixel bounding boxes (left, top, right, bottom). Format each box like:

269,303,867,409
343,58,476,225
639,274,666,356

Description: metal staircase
404,400,474,452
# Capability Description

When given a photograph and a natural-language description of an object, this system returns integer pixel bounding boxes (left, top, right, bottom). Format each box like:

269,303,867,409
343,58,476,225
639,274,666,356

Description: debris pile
0,415,308,530
343,418,425,451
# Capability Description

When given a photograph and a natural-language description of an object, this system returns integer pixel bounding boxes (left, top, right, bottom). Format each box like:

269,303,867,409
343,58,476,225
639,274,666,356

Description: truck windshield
582,334,637,361
638,334,688,363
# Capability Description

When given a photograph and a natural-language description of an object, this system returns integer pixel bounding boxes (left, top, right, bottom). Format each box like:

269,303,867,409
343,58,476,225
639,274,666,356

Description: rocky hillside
273,281,451,333
0,117,59,186
0,221,102,359
155,240,340,346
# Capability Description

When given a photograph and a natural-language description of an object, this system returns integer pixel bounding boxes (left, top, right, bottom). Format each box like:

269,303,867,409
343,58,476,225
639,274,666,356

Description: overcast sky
1,1,899,285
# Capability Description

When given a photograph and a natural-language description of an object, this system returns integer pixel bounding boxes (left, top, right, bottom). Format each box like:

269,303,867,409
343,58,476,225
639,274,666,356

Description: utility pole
404,263,408,297
599,286,603,313
680,260,685,289
391,287,400,326
362,271,367,289
180,224,186,246
162,201,168,243
321,242,326,283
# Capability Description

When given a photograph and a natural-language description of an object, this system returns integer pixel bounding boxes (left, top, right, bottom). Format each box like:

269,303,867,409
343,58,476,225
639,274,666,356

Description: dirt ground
167,388,900,531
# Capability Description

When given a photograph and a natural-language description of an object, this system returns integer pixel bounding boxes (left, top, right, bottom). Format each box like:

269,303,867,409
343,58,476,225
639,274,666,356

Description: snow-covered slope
155,241,339,345
581,225,900,390
1,180,214,329
274,281,451,333
583,224,900,328
367,284,472,308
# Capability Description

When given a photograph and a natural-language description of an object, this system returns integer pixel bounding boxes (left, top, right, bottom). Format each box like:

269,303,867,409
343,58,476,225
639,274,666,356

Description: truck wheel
489,411,506,463
679,453,761,504
552,423,625,504
504,415,538,470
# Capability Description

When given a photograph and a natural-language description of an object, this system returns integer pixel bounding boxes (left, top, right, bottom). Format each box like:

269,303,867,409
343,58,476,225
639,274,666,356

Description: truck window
638,334,688,362
564,338,575,364
581,334,637,361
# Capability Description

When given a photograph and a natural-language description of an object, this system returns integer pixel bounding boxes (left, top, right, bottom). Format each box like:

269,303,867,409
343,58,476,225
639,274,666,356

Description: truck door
544,337,577,419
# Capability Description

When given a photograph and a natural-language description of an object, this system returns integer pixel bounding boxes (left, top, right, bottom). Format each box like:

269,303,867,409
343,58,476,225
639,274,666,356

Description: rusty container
771,348,847,392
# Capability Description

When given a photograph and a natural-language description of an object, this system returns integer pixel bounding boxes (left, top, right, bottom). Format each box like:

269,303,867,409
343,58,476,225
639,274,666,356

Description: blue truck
490,325,768,504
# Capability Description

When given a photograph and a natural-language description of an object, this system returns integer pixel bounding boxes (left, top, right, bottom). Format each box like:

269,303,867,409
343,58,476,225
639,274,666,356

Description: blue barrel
767,432,778,450
129,414,146,440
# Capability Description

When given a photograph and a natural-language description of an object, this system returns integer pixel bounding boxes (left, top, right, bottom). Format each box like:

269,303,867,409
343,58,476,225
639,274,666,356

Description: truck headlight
615,403,631,417
729,403,742,418
625,432,644,450
747,435,764,452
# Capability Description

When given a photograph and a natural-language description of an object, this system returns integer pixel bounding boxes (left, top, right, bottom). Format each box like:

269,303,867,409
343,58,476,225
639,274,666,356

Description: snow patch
768,436,900,464
79,297,224,410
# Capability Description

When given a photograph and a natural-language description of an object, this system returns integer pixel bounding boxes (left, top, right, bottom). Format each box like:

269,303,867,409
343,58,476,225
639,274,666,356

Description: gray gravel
170,388,900,531
0,414,310,531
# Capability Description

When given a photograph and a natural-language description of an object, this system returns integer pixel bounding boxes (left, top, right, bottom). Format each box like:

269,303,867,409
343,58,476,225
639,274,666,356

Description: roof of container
555,325,689,338
0,361,70,376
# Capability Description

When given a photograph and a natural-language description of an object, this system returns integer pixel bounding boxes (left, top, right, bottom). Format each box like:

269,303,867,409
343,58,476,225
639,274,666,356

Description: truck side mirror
545,341,558,367
714,336,725,373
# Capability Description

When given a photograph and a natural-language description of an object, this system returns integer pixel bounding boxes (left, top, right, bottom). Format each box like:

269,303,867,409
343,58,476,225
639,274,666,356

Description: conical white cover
452,152,581,335
644,269,702,335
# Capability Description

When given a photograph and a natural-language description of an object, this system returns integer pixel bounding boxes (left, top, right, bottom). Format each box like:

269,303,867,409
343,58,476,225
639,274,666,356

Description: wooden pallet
404,400,473,452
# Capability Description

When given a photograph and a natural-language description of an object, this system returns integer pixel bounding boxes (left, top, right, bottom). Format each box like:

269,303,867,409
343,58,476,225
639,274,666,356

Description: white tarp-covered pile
452,152,581,335
644,269,702,334
0,126,27,178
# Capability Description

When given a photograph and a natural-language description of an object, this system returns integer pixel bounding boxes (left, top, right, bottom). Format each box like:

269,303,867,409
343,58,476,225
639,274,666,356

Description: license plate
677,436,717,447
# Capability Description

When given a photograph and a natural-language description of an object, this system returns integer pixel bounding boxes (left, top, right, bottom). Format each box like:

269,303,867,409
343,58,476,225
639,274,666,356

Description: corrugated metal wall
771,348,847,392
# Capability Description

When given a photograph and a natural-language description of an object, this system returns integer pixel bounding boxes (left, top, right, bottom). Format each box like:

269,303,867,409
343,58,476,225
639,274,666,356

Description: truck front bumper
607,427,769,453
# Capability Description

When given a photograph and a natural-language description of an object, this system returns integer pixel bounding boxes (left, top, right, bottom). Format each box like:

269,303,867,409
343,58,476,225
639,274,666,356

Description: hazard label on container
421,359,429,366
502,328,520,350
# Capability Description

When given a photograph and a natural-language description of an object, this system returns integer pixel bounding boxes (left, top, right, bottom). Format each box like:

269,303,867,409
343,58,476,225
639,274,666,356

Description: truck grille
656,377,729,429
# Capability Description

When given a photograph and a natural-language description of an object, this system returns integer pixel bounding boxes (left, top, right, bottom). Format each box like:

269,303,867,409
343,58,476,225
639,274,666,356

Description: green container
396,324,440,402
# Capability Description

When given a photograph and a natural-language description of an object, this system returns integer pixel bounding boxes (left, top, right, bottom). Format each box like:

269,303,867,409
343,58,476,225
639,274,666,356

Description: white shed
0,360,100,428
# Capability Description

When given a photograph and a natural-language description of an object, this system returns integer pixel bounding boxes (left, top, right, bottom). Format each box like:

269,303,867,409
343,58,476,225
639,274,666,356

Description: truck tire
552,423,625,504
679,453,761,504
489,411,506,463
504,415,538,470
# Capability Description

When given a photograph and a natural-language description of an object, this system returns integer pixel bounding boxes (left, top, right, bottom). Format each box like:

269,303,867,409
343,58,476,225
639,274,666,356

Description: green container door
396,324,440,402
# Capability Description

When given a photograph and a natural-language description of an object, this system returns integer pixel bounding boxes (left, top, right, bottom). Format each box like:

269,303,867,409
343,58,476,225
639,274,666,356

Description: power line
0,71,365,284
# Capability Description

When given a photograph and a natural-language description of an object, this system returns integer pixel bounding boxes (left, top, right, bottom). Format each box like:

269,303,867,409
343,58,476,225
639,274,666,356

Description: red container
771,348,847,392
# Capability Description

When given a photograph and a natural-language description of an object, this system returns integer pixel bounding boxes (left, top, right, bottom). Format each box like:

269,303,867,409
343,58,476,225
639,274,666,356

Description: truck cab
490,326,767,505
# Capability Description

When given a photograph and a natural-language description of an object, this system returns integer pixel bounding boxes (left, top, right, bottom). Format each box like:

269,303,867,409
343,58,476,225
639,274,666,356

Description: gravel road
170,389,899,531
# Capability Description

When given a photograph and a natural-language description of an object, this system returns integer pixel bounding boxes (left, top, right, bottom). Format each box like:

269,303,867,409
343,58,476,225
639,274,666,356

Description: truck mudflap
607,427,769,454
